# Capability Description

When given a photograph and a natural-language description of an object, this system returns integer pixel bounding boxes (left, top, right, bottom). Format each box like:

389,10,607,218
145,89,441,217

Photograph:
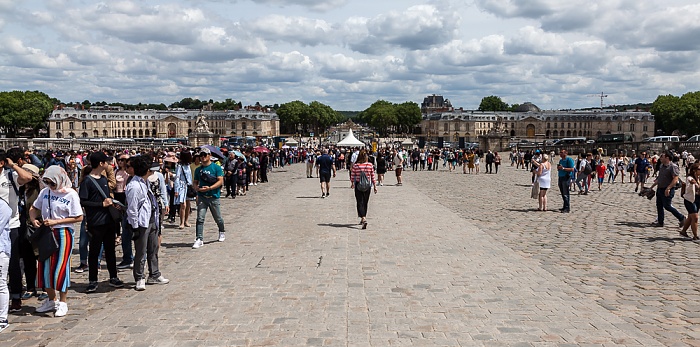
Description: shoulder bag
88,175,125,223
29,191,60,262
356,166,372,192
180,165,197,199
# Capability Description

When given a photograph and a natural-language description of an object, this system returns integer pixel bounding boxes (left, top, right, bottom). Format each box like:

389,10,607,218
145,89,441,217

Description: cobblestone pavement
408,161,700,347
0,161,682,346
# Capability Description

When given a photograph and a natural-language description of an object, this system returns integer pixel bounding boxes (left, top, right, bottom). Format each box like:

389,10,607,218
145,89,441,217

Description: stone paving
0,159,690,346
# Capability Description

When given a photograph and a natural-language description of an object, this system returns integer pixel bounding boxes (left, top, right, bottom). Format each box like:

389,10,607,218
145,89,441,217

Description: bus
596,133,633,143
552,137,587,145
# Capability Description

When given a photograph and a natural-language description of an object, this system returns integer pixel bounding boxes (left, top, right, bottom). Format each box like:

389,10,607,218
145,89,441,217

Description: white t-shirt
0,169,21,229
393,153,403,166
32,187,83,229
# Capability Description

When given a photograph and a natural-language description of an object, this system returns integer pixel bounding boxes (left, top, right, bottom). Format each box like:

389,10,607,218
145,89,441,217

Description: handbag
88,176,124,223
29,191,59,262
683,177,696,203
531,180,540,199
180,165,197,199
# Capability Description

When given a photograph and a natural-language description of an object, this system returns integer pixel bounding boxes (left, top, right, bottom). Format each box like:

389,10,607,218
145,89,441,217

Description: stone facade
48,105,280,139
419,109,654,143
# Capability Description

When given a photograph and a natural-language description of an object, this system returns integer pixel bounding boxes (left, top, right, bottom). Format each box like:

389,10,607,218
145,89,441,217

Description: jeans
196,196,226,240
0,252,9,321
486,163,493,173
79,219,103,265
88,222,118,282
121,219,133,263
575,173,589,192
132,223,160,281
558,176,570,210
656,188,685,226
354,187,372,218
8,227,21,299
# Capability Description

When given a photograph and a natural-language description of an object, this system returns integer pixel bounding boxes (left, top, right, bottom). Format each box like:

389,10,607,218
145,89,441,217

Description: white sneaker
54,302,68,317
218,232,226,242
135,279,146,291
192,239,204,249
147,276,170,285
36,299,57,313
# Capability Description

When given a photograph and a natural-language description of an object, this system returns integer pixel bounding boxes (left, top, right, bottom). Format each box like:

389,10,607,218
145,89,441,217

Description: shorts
684,198,700,214
539,188,548,191
395,167,402,176
598,177,604,184
319,172,331,183
635,172,647,183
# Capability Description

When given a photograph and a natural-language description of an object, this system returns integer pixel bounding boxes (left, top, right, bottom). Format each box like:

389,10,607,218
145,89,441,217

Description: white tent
285,139,298,146
336,129,365,147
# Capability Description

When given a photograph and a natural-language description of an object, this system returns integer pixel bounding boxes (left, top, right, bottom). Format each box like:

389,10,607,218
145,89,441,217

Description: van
687,135,700,142
644,136,679,142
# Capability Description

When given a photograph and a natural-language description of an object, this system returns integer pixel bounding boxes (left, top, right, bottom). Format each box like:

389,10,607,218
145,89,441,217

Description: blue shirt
635,157,650,173
558,156,575,178
126,175,157,229
194,163,223,199
316,154,334,174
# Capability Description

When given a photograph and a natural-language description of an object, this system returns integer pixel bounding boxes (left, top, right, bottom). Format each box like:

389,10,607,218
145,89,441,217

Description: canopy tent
284,139,298,147
336,129,365,147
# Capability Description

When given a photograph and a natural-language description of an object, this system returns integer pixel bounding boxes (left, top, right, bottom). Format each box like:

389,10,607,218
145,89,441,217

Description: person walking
680,163,700,240
533,154,552,211
0,198,12,331
350,150,377,230
393,150,403,186
192,148,226,249
174,151,194,229
125,155,169,291
494,151,501,174
29,166,83,317
649,152,686,228
315,149,336,198
633,151,651,192
79,152,124,293
556,149,575,213
223,152,237,198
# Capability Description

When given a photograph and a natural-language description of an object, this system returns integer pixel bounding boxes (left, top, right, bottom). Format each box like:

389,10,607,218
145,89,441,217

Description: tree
308,101,340,136
651,94,693,135
0,90,54,137
277,100,310,134
394,101,422,134
478,95,509,111
363,100,397,136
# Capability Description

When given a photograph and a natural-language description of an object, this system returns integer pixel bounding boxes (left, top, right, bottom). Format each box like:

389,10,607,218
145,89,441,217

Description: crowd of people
0,144,281,331
526,147,699,240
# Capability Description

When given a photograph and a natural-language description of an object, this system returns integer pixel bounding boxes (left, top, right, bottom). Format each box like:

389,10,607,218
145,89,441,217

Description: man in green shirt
192,148,226,249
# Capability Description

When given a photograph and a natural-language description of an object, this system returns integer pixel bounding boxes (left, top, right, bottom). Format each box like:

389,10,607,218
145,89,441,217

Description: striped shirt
350,163,376,187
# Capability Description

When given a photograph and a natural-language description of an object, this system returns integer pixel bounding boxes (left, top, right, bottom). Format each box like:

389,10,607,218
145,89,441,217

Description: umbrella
253,146,270,153
232,150,245,158
200,144,225,159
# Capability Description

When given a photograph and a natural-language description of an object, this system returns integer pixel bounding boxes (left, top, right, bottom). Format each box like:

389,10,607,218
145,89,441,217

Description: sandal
362,222,368,230
680,231,690,238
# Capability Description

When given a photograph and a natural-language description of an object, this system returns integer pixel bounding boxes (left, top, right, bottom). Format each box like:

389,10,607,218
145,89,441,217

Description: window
547,123,550,129
242,122,247,130
629,123,635,132
139,121,142,127
81,121,87,129
643,124,648,132
152,122,156,127
573,123,576,129
443,123,448,132
617,123,622,131
567,123,571,129
69,122,74,130
232,122,236,130
554,123,557,129
253,122,257,129
55,122,61,130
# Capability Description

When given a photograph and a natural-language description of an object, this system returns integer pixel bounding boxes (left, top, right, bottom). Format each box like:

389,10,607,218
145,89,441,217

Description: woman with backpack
350,150,377,230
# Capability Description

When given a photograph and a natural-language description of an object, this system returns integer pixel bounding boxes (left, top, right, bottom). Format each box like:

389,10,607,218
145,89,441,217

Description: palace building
47,104,280,139
419,96,654,143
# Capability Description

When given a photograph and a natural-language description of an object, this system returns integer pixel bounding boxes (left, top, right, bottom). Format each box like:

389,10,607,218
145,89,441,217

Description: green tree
650,94,690,135
0,90,54,137
308,101,340,136
478,95,509,111
363,100,397,136
277,100,310,134
395,101,422,135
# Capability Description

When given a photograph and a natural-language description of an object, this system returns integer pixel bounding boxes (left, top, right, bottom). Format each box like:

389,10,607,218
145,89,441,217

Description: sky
1,0,699,111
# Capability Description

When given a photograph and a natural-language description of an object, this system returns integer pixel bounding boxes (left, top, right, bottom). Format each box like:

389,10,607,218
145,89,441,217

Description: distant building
419,96,654,143
47,104,279,139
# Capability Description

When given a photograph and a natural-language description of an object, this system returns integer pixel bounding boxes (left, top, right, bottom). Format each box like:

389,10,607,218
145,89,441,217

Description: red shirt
350,163,375,187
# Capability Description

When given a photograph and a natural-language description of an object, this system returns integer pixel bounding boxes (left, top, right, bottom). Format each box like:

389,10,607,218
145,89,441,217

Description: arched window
103,130,108,137
578,130,582,136
56,132,63,138
69,132,75,138
510,130,515,137
553,130,559,138
127,130,131,137
566,130,571,136
151,129,156,137
546,130,550,138
138,129,143,137
81,132,88,138
93,130,99,137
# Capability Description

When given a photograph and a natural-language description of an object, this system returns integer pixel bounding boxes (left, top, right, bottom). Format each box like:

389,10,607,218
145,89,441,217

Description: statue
195,114,210,133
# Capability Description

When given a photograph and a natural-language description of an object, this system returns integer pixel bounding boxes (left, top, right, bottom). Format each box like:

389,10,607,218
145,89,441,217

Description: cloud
250,0,349,12
504,26,569,56
247,15,335,46
0,37,76,69
345,4,460,53
474,0,555,19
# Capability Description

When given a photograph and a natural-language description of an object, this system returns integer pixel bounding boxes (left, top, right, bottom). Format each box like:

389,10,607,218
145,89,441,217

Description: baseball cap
150,162,161,171
199,147,211,155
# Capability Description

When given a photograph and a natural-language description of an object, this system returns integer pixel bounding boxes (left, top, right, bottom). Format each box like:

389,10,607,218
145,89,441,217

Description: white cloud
247,15,335,46
250,0,349,12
